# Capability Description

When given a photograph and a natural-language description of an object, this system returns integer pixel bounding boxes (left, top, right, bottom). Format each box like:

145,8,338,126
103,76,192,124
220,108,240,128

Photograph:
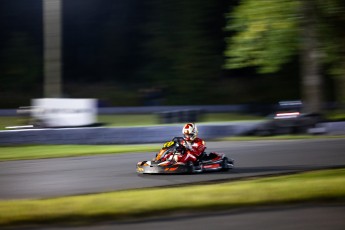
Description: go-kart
136,137,234,174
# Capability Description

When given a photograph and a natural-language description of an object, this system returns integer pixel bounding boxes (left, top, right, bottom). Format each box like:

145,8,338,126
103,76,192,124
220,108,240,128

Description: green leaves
225,0,345,78
224,0,300,73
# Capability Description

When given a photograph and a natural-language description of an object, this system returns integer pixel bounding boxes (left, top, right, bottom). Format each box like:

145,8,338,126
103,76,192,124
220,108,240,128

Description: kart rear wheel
221,157,230,171
187,161,195,173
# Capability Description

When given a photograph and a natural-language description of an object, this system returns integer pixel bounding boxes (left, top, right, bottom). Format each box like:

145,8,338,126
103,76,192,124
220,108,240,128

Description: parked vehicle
251,101,324,135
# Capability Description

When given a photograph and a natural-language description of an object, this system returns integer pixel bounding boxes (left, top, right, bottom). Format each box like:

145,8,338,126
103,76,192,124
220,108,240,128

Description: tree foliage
225,0,300,74
0,32,41,91
317,0,345,76
142,0,228,104
225,0,345,110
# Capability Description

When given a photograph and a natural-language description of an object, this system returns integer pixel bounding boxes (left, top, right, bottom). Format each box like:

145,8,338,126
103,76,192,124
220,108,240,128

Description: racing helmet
182,123,198,141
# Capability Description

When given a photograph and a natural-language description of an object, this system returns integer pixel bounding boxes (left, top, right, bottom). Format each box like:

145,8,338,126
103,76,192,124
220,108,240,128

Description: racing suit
179,137,206,164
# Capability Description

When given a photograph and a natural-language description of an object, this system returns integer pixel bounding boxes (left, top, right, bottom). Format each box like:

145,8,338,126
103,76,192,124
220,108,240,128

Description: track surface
1,138,345,199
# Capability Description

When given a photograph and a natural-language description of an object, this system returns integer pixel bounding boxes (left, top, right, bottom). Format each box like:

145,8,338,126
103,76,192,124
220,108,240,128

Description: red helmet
182,123,198,141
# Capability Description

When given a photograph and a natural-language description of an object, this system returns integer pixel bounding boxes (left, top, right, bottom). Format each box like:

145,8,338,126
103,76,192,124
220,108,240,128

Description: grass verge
0,145,160,161
0,113,263,130
0,168,344,227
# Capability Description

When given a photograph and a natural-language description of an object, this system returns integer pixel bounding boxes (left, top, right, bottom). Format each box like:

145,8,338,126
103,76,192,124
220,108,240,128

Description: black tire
187,161,194,173
221,157,230,171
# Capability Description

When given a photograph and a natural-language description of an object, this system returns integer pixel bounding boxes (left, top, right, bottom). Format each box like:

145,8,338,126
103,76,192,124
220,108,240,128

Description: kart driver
179,123,206,169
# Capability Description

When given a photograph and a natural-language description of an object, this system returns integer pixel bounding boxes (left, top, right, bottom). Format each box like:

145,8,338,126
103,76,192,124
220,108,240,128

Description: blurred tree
98,0,147,85
142,0,229,104
63,0,147,85
0,32,41,91
317,0,345,109
225,0,345,112
0,0,43,107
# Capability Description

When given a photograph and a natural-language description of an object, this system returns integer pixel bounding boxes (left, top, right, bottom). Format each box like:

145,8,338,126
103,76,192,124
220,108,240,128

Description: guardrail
0,121,261,145
0,121,344,145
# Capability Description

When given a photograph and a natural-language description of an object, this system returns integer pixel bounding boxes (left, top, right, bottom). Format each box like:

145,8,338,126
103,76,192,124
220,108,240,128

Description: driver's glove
183,141,193,151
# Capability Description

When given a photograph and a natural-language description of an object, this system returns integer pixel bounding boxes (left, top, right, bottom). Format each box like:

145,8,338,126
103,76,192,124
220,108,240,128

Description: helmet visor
184,133,194,140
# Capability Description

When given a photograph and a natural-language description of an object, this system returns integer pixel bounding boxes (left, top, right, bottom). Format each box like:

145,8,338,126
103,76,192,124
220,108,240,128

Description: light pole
43,0,62,98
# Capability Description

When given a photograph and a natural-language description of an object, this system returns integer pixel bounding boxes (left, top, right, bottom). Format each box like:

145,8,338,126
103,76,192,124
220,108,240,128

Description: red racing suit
179,137,206,164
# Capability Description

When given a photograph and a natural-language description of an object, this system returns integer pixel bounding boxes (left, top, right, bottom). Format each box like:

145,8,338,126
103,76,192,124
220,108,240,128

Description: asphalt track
1,138,345,199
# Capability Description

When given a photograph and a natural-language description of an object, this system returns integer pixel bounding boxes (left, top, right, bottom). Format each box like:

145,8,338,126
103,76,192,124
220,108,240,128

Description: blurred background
0,3,344,228
0,0,344,113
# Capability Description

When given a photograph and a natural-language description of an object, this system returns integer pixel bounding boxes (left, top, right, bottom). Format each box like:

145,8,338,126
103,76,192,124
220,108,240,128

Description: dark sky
0,0,242,83
0,0,147,82
3,1,288,105
0,0,42,48
62,0,146,82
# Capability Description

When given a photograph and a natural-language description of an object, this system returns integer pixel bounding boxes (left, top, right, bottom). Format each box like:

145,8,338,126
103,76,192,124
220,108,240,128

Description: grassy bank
0,144,160,161
0,113,262,130
0,168,344,227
